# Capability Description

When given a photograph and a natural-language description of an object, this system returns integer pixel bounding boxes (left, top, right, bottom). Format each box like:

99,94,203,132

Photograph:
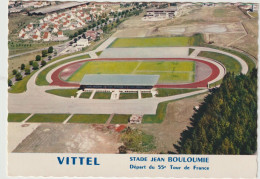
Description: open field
138,93,207,153
68,60,195,84
142,93,152,98
9,71,37,93
109,36,198,48
198,51,241,74
156,88,200,97
45,89,78,98
68,114,109,123
27,114,70,123
119,92,138,99
79,92,92,98
8,113,30,122
93,92,112,99
111,114,130,124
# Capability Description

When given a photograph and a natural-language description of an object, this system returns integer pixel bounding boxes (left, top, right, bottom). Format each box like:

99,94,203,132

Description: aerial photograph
8,1,257,155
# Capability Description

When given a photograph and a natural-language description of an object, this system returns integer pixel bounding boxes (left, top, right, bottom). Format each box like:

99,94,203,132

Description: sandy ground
137,93,207,153
12,124,122,153
8,123,40,152
113,6,257,59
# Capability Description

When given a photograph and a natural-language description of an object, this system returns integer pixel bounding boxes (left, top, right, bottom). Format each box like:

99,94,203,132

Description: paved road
8,42,249,114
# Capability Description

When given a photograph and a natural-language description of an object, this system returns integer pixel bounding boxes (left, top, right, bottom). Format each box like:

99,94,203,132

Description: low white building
76,38,90,50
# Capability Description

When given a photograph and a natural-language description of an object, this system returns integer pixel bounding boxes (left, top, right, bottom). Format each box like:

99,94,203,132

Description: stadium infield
50,58,219,88
67,60,196,84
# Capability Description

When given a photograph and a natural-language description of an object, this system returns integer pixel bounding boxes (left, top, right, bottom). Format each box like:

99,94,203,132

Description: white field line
131,61,142,74
63,114,73,124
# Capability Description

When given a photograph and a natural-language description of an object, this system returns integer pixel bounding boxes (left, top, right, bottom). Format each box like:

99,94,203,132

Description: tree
8,79,12,87
54,51,57,56
15,72,23,81
78,29,83,35
29,60,33,65
42,50,48,57
25,68,30,75
35,55,41,61
21,63,25,70
48,56,52,60
41,60,47,66
32,62,39,70
12,69,17,75
73,32,78,37
118,145,127,154
48,46,54,53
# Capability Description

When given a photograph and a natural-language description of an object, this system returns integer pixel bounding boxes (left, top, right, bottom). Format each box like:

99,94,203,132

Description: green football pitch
109,36,198,48
67,60,196,84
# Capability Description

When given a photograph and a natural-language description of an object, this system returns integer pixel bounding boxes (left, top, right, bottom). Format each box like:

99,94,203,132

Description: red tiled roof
43,32,49,39
21,34,25,38
58,31,63,35
33,35,38,39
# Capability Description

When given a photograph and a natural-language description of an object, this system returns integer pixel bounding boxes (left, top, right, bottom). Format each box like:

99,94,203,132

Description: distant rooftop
80,74,160,86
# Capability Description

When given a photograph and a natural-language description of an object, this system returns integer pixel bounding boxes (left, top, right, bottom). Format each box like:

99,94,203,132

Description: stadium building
79,74,160,90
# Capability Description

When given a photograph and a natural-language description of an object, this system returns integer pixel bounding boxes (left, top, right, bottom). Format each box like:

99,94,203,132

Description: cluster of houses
18,3,109,42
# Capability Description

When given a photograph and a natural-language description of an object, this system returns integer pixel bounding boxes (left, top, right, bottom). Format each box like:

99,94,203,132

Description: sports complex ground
8,35,256,153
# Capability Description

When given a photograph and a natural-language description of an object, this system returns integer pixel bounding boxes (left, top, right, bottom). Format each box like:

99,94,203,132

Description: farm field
67,60,195,84
109,36,198,48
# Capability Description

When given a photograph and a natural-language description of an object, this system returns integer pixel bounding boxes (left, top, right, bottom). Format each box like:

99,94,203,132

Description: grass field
68,114,109,123
8,113,30,122
68,60,195,84
142,93,153,98
198,51,241,74
45,89,78,98
93,92,111,99
111,114,130,124
109,36,200,48
9,71,37,93
27,114,69,123
156,88,200,97
79,92,92,98
119,92,138,99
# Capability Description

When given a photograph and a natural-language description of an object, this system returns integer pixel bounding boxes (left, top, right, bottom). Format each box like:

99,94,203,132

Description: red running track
50,58,220,88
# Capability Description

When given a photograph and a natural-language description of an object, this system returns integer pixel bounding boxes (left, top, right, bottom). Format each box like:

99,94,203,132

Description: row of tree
174,69,257,154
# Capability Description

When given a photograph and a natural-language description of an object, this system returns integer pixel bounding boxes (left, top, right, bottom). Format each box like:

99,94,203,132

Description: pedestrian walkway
22,114,34,124
89,90,96,99
63,114,73,124
106,113,114,125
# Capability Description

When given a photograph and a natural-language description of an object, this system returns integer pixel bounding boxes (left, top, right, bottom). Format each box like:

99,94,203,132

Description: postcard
3,0,259,178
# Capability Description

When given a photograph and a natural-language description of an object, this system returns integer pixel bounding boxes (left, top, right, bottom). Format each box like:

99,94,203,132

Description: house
57,31,64,37
32,35,41,41
86,16,91,22
85,30,97,40
33,29,41,36
76,22,83,28
25,24,33,31
52,27,59,33
97,29,103,34
76,38,90,50
21,33,29,39
69,24,76,30
42,32,51,41
19,29,26,37
39,19,44,24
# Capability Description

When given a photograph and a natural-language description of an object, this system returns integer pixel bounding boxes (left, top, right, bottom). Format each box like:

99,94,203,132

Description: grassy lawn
95,51,103,56
198,51,241,74
68,60,195,83
8,113,30,122
189,48,195,55
79,92,92,98
202,44,256,73
8,70,37,93
143,101,168,123
142,93,152,98
156,88,200,97
45,89,78,98
119,93,138,99
93,92,111,99
27,114,69,123
111,114,130,124
248,12,258,18
109,35,203,48
68,114,109,123
36,54,90,86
